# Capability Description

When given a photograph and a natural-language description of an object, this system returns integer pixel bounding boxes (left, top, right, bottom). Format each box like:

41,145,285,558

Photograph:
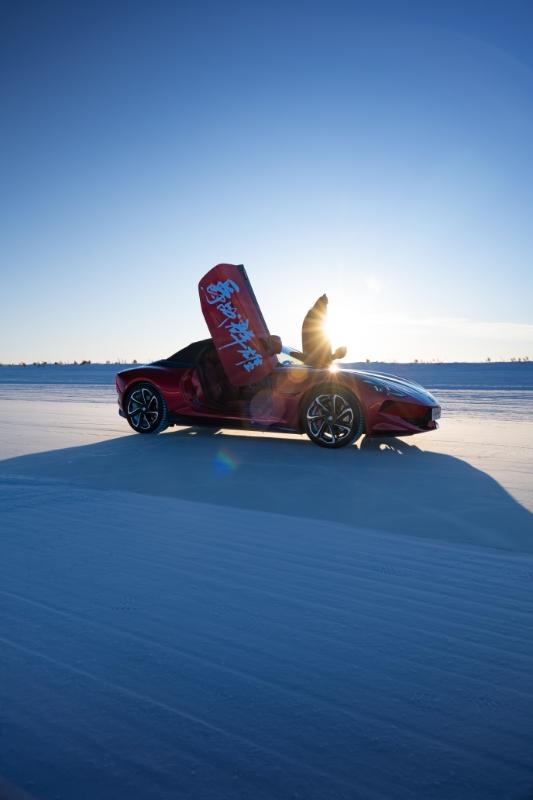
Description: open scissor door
198,264,277,387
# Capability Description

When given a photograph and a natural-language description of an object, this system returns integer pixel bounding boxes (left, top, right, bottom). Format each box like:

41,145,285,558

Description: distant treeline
0,359,140,367
0,357,531,367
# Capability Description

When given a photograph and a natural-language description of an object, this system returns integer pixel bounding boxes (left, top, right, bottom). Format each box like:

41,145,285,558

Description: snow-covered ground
1,365,532,799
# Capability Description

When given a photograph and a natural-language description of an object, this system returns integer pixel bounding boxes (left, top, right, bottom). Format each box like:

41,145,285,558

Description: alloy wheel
306,393,355,446
127,386,160,431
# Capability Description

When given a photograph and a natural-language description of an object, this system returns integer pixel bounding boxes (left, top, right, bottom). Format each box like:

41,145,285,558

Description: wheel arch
297,379,367,435
124,377,161,399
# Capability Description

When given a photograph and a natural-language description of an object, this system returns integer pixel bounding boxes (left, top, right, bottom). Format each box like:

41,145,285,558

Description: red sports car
115,264,441,448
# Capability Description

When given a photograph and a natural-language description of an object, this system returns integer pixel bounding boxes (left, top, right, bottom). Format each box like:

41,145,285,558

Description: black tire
125,382,168,434
302,384,364,448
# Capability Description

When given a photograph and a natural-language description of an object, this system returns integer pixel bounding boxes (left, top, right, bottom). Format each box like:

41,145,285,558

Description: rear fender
117,366,187,414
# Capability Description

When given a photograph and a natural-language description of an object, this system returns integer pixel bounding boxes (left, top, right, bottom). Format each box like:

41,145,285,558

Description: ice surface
1,365,532,799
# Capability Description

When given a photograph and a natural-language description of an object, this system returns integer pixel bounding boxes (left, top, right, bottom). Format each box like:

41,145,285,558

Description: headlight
361,378,387,394
385,385,410,398
361,377,409,397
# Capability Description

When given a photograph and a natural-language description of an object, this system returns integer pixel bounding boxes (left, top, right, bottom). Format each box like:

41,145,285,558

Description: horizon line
1,358,532,367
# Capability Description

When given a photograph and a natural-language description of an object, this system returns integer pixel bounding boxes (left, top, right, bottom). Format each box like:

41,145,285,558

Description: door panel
199,264,277,387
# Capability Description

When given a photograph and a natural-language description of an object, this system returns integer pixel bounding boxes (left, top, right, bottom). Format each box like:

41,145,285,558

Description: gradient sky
1,0,533,363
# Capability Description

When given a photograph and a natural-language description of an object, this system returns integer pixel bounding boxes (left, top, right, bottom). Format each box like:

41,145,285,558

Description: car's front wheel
303,386,363,448
125,383,168,434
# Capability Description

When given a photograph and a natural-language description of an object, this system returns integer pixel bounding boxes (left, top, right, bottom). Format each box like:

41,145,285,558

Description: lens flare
213,448,238,475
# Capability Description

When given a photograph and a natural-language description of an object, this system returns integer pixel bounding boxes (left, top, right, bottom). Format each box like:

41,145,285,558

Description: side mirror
262,335,282,356
333,346,347,360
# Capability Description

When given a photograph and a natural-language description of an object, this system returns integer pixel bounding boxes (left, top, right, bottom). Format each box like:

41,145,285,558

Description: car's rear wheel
303,386,363,448
125,383,168,434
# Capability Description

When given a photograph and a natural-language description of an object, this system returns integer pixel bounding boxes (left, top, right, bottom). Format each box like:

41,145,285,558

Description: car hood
338,366,438,404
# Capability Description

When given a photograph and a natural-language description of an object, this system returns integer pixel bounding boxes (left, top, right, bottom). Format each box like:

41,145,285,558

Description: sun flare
324,299,353,359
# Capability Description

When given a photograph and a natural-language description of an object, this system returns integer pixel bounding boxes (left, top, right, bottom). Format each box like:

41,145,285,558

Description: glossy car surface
116,340,441,446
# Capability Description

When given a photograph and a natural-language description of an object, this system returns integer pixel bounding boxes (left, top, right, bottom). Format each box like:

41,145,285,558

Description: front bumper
370,399,441,435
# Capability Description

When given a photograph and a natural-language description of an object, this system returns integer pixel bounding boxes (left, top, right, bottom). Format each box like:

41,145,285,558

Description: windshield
276,346,304,367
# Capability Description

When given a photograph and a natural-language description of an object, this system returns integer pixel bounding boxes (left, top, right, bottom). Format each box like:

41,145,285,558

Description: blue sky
1,0,533,362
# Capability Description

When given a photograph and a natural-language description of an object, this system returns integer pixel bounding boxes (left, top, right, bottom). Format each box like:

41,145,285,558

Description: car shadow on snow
1,427,532,553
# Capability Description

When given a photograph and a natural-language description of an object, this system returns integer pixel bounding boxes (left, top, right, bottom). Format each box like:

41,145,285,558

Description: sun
324,298,352,357
323,285,391,362
324,315,345,349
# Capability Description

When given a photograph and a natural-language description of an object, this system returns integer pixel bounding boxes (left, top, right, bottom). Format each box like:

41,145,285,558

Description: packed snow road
1,365,532,799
